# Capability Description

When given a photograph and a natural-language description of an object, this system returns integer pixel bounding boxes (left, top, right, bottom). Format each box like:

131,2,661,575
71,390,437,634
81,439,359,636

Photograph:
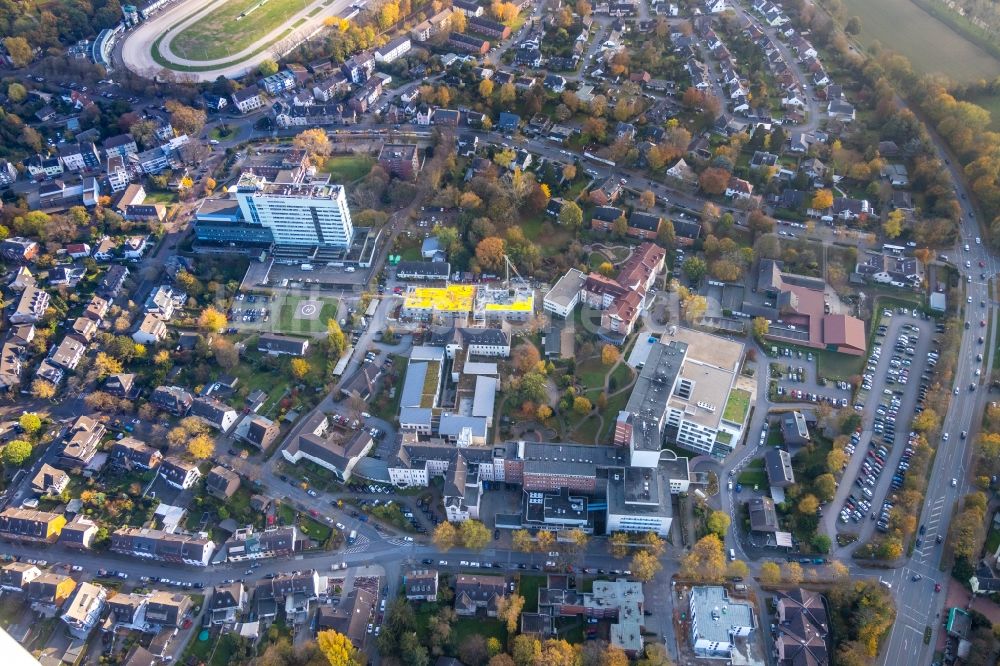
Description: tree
609,532,630,558
759,560,781,585
883,209,905,239
798,494,820,515
31,379,56,400
258,59,279,76
536,405,553,421
512,343,542,374
827,448,848,473
165,101,207,137
748,210,776,237
682,294,708,323
479,79,494,99
601,344,620,366
293,128,333,166
459,635,489,666
539,639,579,666
7,82,26,103
327,319,347,356
830,561,850,581
496,594,525,633
198,307,227,332
511,636,541,666
611,215,628,238
597,262,615,277
726,560,749,579
705,510,731,539
460,520,490,550
573,396,593,414
812,534,832,554
782,561,804,584
187,434,215,460
562,164,577,181
911,408,939,433
3,37,32,67
317,629,363,666
433,522,458,550
535,530,556,552
512,529,534,552
845,15,862,34
2,440,32,467
290,358,311,380
476,237,506,271
682,256,707,283
811,189,834,210
699,167,730,195
813,473,837,502
639,190,656,209
94,352,124,378
636,643,672,666
18,413,41,435
558,201,583,231
679,534,726,582
630,550,661,581
752,316,769,341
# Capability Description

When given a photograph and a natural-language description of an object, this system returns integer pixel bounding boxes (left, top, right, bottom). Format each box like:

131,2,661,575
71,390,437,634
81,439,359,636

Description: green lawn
209,125,240,141
170,0,315,61
519,575,545,612
576,357,608,391
609,362,634,392
143,189,178,204
322,154,375,182
737,459,767,487
722,388,750,424
571,415,602,445
520,213,571,256
986,527,1000,555
276,293,339,334
452,617,507,645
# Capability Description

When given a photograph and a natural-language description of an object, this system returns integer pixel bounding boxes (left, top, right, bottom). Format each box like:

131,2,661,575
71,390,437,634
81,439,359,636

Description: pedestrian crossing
342,535,370,555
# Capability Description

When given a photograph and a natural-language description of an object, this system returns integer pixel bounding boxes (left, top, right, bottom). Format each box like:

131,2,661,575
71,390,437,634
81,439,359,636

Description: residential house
110,527,215,566
205,466,241,500
0,159,17,186
404,569,439,601
374,36,411,63
774,588,829,666
49,336,86,371
315,588,374,649
468,15,510,39
0,508,67,543
56,415,105,469
104,373,136,398
626,211,662,240
103,134,138,160
764,448,795,487
342,52,375,84
689,586,755,659
144,285,176,320
748,496,779,533
209,582,247,625
28,573,77,613
151,386,194,416
31,464,69,496
93,237,118,261
282,413,374,482
132,313,168,345
0,561,41,592
62,582,107,638
377,143,420,181
411,8,453,41
160,457,201,490
448,33,490,54
145,590,192,627
725,176,753,199
224,525,299,562
237,414,281,450
110,437,163,470
59,516,98,549
232,86,264,113
58,141,101,172
454,575,505,616
190,397,238,432
588,177,623,205
258,334,309,356
11,286,50,324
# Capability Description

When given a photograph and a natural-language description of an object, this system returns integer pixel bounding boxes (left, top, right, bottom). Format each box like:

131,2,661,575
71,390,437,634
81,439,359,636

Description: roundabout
121,0,352,81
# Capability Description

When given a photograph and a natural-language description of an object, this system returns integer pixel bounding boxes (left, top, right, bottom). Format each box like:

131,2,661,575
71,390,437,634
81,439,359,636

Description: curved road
120,0,353,81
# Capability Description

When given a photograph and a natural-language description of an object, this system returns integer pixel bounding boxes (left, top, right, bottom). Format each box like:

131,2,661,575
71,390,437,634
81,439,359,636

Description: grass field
840,0,1000,82
322,154,375,182
277,294,339,334
170,0,313,61
969,94,1000,132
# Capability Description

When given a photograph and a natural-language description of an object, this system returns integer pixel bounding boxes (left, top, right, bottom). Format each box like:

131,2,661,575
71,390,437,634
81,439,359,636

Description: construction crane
502,253,527,287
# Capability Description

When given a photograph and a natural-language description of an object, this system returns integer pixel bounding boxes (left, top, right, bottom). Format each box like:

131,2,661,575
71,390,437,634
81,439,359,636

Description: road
119,0,355,81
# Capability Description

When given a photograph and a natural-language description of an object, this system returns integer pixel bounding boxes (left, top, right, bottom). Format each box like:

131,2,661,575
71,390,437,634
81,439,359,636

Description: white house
132,314,168,345
374,36,412,63
704,0,727,12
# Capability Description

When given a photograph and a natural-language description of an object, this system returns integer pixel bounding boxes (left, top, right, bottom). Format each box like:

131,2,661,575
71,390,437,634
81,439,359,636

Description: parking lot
833,310,934,538
769,348,853,407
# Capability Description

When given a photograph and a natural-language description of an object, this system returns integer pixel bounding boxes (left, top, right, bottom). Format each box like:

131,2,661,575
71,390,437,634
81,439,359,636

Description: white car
951,478,958,487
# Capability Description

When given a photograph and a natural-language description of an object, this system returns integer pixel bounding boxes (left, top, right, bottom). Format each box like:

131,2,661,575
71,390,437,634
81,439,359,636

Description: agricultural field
170,0,313,61
840,0,1000,82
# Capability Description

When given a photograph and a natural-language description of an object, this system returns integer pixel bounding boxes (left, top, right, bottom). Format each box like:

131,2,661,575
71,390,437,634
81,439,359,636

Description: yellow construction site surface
483,294,534,311
404,285,475,312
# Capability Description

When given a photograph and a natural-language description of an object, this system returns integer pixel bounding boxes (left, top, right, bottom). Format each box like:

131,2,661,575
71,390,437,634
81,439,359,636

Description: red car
934,583,942,592
309,509,319,518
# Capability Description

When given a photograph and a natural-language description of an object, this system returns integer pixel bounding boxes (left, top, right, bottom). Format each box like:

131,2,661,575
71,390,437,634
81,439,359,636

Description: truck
348,530,357,545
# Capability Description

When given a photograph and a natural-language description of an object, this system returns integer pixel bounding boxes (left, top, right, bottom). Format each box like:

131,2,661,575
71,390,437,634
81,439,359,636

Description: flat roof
606,466,672,520
545,269,586,309
625,341,687,450
690,586,755,643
